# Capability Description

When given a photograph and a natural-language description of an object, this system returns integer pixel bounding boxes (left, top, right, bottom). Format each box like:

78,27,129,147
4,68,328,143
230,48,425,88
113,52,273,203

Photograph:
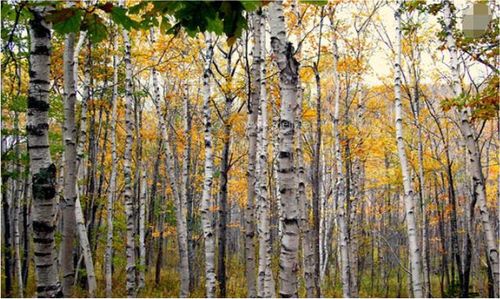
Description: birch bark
332,34,351,298
255,10,276,297
139,164,147,289
105,30,119,298
200,34,216,297
73,37,97,298
394,2,423,296
61,28,77,298
442,1,499,295
122,22,136,297
27,7,62,296
245,12,259,298
291,1,315,295
13,113,23,298
268,2,300,296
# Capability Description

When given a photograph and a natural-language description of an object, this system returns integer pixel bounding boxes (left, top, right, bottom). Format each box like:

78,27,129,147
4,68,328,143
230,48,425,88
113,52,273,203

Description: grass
3,242,493,298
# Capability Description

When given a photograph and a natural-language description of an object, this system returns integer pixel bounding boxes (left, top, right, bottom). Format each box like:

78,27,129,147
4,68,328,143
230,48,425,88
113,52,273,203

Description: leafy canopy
8,1,262,45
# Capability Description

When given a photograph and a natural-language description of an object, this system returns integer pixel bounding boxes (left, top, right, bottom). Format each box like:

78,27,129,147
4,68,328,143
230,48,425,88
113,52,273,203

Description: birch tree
442,1,499,296
311,9,325,297
73,38,98,297
332,31,351,298
139,164,147,290
122,19,136,297
105,30,119,298
255,9,276,297
61,28,77,297
291,1,315,295
200,33,216,298
394,2,423,296
27,6,62,297
245,12,259,298
268,1,300,296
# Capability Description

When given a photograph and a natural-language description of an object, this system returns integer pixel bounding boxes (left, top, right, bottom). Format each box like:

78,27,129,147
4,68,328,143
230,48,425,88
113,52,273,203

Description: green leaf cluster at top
12,1,264,45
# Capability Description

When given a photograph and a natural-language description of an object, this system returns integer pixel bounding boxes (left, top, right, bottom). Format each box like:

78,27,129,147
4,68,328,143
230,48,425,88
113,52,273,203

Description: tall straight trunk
311,11,324,297
255,10,276,297
394,3,423,297
138,164,147,290
200,34,216,297
182,84,194,292
150,29,163,288
299,77,316,297
245,12,260,298
73,37,97,297
2,169,13,298
268,2,300,296
155,176,167,287
149,29,190,297
332,35,351,298
172,106,190,298
413,81,431,297
61,29,77,297
22,164,30,291
442,1,499,296
13,113,24,298
217,44,237,298
349,158,359,298
292,3,315,294
146,137,162,269
272,114,283,241
122,23,136,297
105,30,119,298
217,94,231,299
462,145,476,298
27,7,62,297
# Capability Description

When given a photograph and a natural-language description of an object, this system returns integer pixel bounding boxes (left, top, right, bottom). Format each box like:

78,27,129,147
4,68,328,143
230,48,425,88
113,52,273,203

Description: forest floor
11,241,488,298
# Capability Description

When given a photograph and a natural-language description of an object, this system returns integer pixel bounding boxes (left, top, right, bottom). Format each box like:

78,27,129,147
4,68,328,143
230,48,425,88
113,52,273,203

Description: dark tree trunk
2,176,13,297
217,132,230,298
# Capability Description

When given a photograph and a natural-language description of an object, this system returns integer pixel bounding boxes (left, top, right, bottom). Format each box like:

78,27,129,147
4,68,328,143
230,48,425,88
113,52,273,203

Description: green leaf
300,0,328,5
207,17,223,35
128,2,148,14
160,16,171,34
110,6,138,31
241,1,260,11
1,3,15,21
53,9,82,34
87,19,107,43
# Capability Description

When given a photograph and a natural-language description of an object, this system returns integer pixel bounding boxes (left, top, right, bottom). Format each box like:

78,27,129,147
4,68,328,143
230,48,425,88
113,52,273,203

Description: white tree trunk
139,164,147,290
122,24,136,297
73,192,96,295
74,37,97,298
443,1,499,295
13,113,23,298
255,10,276,298
182,83,192,294
27,7,62,297
105,29,119,298
61,28,77,298
291,1,316,295
268,2,300,296
332,35,351,298
349,160,359,298
200,33,216,298
246,13,259,298
394,3,423,297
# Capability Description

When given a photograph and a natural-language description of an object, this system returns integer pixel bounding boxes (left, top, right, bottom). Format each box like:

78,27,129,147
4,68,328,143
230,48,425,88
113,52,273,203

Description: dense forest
1,0,499,298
